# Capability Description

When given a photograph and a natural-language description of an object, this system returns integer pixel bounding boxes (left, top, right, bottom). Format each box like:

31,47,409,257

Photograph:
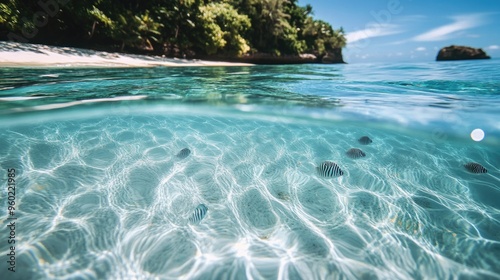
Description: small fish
176,148,191,159
358,136,372,145
317,161,344,177
464,162,487,174
346,148,366,159
277,191,290,201
189,204,208,224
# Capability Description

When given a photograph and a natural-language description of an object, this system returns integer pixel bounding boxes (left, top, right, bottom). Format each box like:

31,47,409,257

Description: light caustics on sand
0,114,499,279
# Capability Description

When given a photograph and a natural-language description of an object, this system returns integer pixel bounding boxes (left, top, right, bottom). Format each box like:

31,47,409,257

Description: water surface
0,59,499,279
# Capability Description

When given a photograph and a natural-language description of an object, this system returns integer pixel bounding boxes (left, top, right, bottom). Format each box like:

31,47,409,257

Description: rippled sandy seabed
1,109,499,279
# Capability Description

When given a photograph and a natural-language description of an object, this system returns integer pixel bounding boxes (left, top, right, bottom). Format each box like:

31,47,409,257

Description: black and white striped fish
358,136,372,145
346,148,366,159
317,161,344,177
189,204,208,224
464,162,487,174
176,148,191,159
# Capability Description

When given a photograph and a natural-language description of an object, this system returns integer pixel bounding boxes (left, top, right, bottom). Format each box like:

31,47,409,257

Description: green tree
0,0,346,59
155,0,200,55
303,17,345,55
0,2,20,32
108,10,163,51
197,2,250,55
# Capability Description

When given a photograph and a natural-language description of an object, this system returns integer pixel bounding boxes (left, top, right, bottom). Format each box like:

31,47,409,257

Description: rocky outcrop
320,48,345,64
436,45,490,61
233,52,320,64
195,48,345,64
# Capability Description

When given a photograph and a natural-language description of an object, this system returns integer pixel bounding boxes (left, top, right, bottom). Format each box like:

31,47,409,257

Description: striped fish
346,148,366,159
464,162,487,174
176,148,191,159
317,161,344,177
358,136,372,145
189,204,208,224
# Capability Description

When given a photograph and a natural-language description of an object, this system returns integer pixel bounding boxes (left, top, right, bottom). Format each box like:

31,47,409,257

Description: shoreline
0,42,254,67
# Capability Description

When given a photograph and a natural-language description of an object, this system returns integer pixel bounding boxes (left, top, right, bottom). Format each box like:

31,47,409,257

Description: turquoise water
0,59,499,279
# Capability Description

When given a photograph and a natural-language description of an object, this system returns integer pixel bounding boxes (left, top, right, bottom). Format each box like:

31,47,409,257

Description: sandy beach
0,42,253,67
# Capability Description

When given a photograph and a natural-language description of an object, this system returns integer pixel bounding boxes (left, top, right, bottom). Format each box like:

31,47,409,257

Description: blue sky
300,0,500,63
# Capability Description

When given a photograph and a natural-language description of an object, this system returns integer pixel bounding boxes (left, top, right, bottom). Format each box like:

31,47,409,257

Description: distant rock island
436,45,491,61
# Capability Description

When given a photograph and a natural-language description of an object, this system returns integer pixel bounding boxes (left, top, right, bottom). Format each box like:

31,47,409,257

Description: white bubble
471,129,485,141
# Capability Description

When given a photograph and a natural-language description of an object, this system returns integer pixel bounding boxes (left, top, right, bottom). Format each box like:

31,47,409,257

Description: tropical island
0,0,346,64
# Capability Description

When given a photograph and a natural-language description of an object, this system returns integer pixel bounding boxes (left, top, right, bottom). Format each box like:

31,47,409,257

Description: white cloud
415,47,426,51
412,14,487,41
487,45,499,50
346,23,402,44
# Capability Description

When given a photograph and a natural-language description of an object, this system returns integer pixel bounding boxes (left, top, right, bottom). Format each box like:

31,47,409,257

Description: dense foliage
0,0,345,58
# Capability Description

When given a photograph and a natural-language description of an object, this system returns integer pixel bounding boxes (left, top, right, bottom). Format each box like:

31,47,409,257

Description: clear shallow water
0,59,500,279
